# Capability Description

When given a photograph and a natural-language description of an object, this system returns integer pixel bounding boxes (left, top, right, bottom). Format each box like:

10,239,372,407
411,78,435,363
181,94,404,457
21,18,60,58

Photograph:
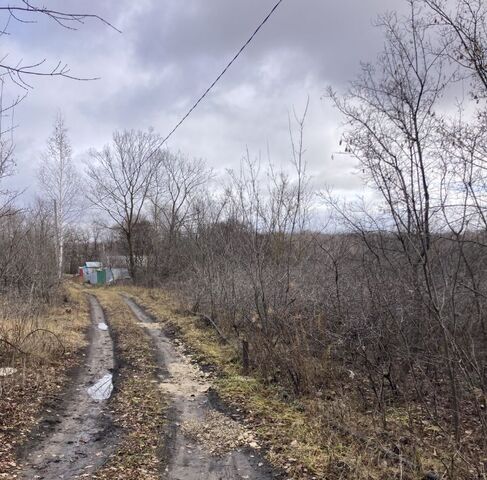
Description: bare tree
327,1,449,258
423,0,487,235
325,0,487,459
37,113,80,280
423,0,487,96
0,199,58,300
149,152,212,277
0,2,117,221
0,1,118,107
327,0,457,431
0,78,16,218
86,129,161,281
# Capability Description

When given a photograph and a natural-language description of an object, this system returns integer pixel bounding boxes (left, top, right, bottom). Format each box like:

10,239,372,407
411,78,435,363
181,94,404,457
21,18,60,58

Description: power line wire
160,0,285,146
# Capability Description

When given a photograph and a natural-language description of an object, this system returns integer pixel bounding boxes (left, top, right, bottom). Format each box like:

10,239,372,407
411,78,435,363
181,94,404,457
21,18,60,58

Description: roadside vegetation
0,1,486,479
120,286,474,479
0,285,89,478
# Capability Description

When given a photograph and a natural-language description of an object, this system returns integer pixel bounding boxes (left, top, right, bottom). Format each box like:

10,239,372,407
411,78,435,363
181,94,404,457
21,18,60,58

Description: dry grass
0,282,169,478
0,283,90,478
0,285,88,359
112,285,466,480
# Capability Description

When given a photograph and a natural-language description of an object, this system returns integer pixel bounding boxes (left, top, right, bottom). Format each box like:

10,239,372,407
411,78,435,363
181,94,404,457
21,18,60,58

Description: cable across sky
160,0,285,146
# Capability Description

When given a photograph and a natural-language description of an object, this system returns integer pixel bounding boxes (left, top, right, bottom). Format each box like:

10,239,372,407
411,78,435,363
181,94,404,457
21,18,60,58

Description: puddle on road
87,373,113,401
20,295,117,480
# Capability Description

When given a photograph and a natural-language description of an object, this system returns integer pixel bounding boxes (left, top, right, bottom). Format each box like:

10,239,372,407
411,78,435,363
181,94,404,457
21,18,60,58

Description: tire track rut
20,295,117,480
122,295,281,480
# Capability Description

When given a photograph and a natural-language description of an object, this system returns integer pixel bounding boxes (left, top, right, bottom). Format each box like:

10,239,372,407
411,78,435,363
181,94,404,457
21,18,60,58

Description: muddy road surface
123,295,281,480
20,295,117,479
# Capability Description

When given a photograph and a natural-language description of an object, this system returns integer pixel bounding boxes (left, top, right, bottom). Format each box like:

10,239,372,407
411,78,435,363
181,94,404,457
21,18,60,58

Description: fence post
242,339,249,375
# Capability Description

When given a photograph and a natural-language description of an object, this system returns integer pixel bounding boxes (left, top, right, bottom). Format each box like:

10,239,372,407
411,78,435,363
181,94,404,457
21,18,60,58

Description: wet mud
123,295,282,480
20,295,117,480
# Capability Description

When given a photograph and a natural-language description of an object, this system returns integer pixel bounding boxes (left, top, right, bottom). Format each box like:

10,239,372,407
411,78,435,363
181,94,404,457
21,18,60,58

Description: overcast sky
3,0,409,203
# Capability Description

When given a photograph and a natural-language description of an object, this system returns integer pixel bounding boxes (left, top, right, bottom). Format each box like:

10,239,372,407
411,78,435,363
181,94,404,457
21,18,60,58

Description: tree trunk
126,230,136,282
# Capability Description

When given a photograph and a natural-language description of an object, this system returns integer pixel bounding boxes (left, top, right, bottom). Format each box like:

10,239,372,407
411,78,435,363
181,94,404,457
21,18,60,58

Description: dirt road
20,295,117,479
17,292,281,479
122,295,280,480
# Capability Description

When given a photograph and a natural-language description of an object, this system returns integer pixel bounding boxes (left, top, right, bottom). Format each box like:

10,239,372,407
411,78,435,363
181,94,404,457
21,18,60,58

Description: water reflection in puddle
98,323,108,331
87,373,113,401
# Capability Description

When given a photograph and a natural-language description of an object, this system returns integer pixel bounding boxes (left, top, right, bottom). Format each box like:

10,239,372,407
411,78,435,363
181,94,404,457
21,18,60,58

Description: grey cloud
3,0,408,205
127,0,397,99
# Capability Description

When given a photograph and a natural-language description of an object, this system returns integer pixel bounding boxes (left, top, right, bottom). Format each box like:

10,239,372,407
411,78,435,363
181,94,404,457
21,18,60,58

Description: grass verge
114,285,455,480
0,284,89,479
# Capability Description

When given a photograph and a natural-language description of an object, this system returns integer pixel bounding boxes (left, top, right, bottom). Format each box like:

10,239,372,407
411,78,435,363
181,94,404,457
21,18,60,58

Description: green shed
96,269,107,285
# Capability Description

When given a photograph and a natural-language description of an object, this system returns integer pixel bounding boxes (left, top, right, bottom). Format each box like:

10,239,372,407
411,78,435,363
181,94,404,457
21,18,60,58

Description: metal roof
85,261,102,268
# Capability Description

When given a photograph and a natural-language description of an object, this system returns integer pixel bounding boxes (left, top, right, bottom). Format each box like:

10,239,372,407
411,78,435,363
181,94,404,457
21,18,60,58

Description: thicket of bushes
1,0,486,477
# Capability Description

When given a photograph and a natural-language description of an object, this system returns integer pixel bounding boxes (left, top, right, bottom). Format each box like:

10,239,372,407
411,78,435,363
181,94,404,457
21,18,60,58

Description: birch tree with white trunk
38,114,80,280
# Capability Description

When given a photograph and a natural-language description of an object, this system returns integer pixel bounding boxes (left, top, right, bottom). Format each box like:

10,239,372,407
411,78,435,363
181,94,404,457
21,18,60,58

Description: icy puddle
20,295,117,480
